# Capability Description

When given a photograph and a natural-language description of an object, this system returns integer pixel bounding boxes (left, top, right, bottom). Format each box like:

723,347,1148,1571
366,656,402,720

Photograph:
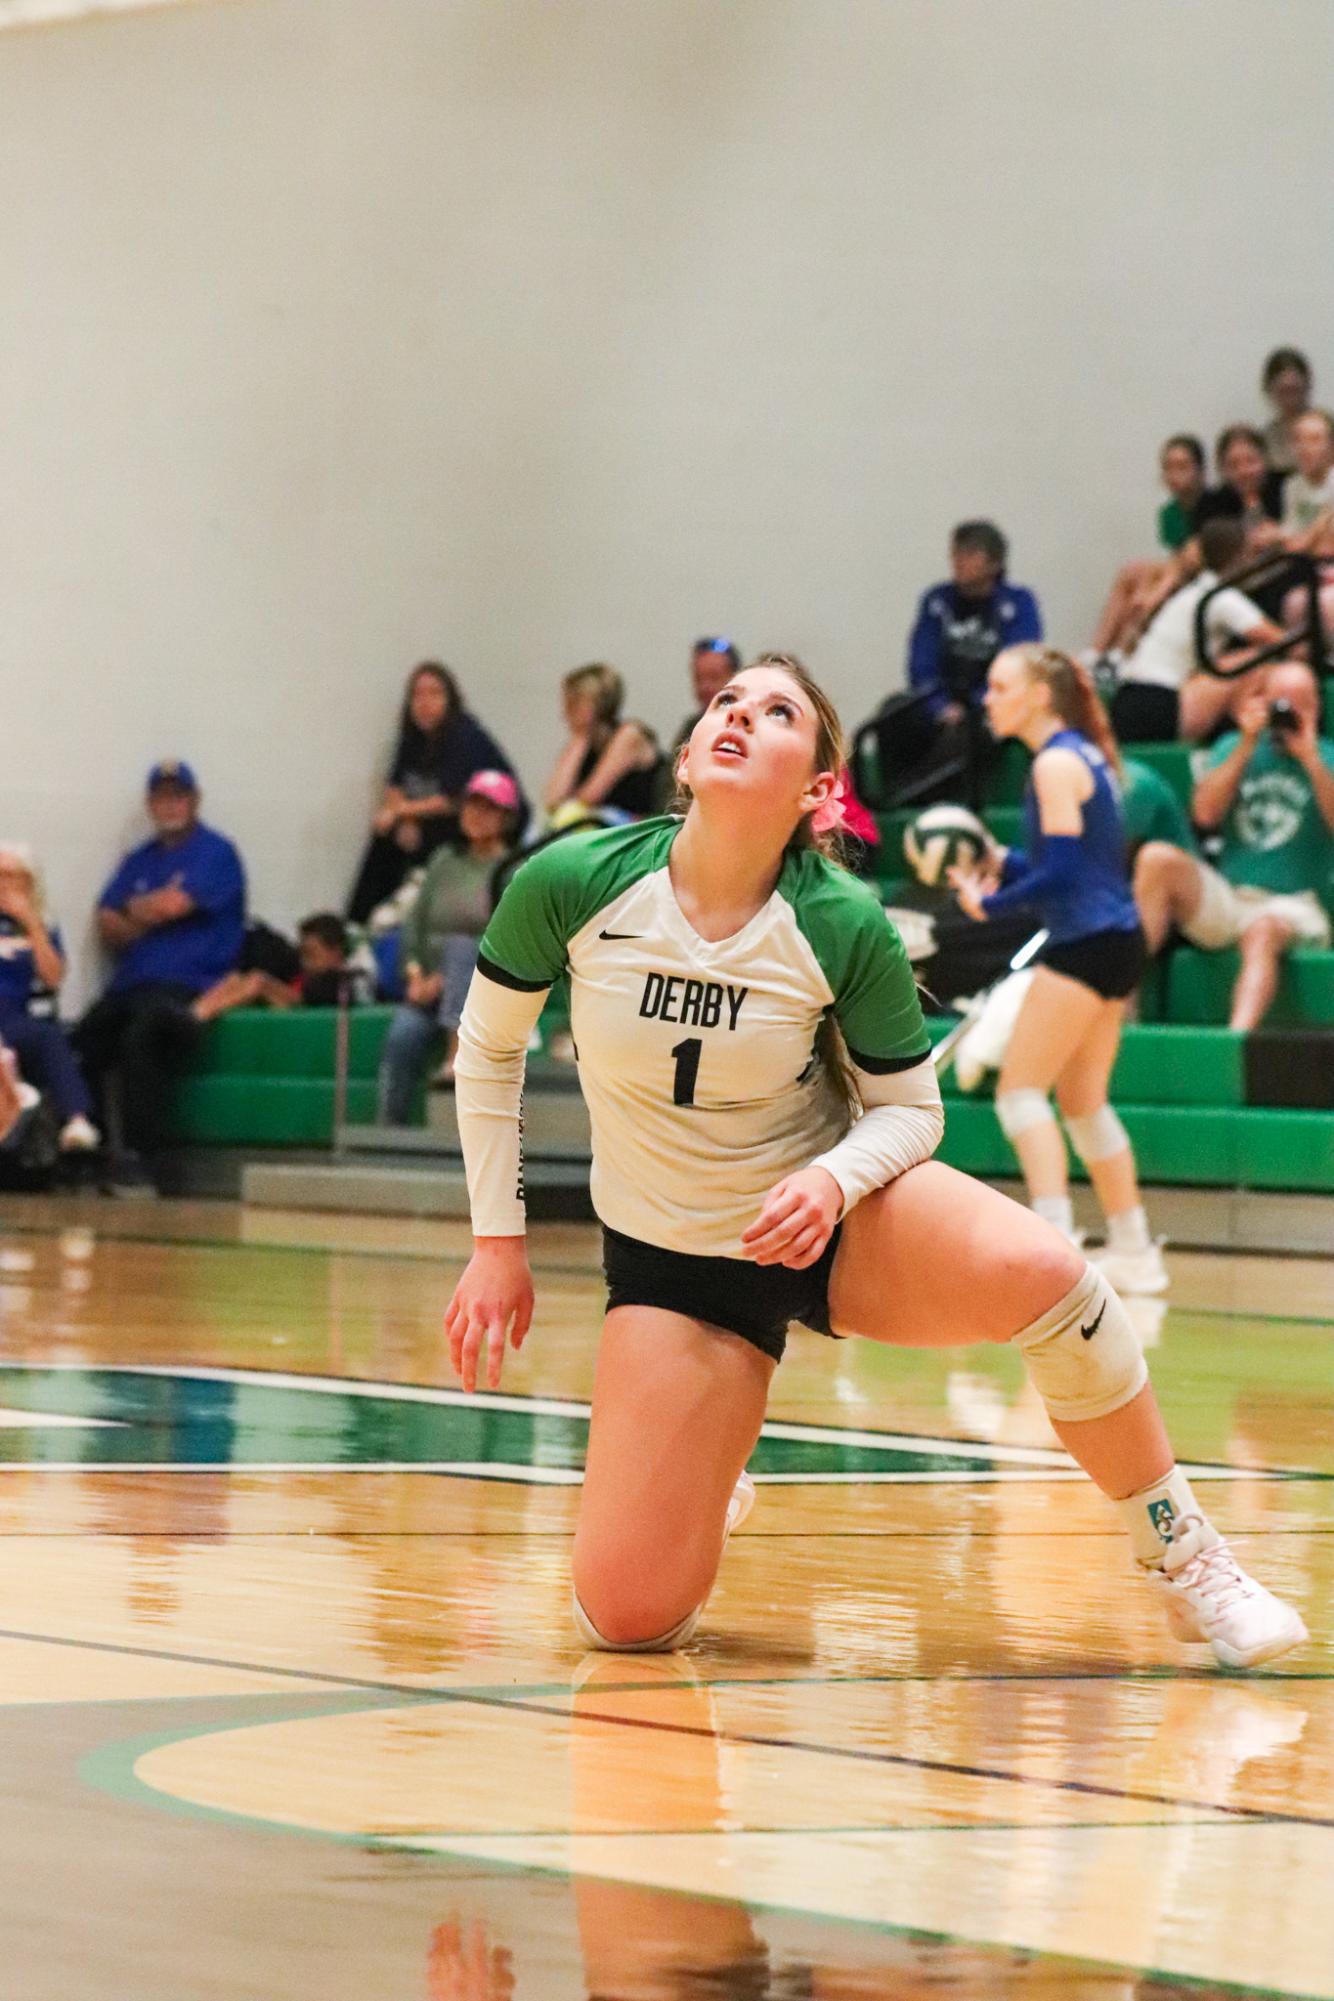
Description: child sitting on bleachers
191,914,371,1022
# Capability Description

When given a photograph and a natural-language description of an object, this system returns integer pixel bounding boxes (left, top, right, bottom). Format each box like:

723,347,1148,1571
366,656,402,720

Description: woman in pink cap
378,771,523,1117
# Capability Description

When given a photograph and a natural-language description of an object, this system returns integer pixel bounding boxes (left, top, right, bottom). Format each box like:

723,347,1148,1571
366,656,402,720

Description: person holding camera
1133,662,1334,1030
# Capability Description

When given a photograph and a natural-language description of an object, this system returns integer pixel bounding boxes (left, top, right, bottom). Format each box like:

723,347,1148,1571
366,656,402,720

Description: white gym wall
3,0,1332,996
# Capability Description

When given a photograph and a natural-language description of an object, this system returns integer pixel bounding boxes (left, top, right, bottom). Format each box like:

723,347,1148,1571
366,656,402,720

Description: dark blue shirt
985,730,1140,945
390,713,518,802
99,823,246,995
0,916,63,1013
907,581,1043,716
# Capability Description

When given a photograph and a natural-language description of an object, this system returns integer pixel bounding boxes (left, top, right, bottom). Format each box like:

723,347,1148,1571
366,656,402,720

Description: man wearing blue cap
75,762,246,1191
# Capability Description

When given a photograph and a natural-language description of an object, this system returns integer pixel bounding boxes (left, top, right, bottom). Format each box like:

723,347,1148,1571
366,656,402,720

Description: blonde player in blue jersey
953,644,1167,1296
445,653,1305,1669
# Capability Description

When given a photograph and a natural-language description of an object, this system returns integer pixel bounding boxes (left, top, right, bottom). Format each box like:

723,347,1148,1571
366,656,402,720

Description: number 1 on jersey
671,1037,702,1107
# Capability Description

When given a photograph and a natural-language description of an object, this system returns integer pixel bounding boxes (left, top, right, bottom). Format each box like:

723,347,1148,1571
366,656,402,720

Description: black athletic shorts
601,1223,843,1364
1043,925,1146,1001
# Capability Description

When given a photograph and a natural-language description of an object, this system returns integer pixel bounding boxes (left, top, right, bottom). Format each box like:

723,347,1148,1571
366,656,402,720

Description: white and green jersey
455,817,942,1256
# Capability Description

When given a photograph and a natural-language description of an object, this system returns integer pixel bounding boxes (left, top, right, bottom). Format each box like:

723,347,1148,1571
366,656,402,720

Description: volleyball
902,804,990,887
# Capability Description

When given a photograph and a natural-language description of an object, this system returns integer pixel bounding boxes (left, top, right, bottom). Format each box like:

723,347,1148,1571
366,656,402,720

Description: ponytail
1012,645,1123,776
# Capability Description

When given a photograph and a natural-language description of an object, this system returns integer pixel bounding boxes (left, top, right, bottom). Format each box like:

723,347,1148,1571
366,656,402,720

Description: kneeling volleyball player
445,653,1306,1670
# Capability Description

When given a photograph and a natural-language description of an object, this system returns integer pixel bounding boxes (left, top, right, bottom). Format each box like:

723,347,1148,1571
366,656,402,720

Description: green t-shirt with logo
1208,732,1334,895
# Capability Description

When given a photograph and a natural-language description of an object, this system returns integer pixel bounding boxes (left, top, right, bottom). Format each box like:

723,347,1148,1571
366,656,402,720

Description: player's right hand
445,1238,534,1393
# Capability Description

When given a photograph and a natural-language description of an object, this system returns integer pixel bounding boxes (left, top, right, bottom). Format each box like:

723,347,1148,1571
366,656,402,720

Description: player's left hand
949,866,989,921
742,1167,843,1270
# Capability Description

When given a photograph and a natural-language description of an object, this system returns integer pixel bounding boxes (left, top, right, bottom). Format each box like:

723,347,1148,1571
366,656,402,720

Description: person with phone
1133,662,1334,1029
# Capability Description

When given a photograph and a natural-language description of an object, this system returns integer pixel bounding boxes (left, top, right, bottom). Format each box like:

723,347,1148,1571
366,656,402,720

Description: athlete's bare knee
572,1550,701,1648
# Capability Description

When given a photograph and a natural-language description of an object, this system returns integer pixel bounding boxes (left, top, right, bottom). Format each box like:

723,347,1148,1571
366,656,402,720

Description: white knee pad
572,1592,702,1653
1011,1263,1147,1422
1064,1104,1129,1164
995,1088,1054,1140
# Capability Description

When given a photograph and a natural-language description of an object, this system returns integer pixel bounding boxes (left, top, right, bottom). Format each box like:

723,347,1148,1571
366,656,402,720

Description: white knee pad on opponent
572,1592,702,1653
1012,1263,1147,1422
1064,1105,1129,1164
995,1089,1054,1140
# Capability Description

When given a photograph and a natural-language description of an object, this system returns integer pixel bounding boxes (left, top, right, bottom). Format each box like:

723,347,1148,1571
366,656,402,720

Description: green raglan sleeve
475,835,592,992
799,867,931,1072
795,859,942,1213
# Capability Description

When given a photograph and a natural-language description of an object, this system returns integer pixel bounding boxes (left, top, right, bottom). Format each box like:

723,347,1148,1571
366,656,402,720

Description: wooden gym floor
0,1195,1329,1999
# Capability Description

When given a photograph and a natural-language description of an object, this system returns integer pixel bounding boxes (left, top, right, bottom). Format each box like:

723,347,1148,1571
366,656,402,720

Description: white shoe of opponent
1092,1242,1170,1296
1151,1514,1309,1669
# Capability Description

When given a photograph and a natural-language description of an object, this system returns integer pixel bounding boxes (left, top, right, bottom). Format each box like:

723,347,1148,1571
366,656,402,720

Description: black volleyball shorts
1042,926,1146,1001
601,1223,844,1364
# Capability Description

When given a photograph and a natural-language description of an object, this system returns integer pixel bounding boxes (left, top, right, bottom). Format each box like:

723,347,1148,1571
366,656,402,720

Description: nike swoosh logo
1080,1300,1107,1341
598,930,642,941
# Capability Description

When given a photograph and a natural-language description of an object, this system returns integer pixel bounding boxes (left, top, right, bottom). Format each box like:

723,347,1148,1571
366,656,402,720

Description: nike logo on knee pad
1080,1300,1107,1341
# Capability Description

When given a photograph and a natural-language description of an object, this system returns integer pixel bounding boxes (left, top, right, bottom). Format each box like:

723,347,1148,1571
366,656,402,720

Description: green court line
76,1708,1333,2001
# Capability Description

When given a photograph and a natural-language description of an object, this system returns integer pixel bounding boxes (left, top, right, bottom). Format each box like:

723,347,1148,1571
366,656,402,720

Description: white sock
1108,1206,1151,1255
1115,1466,1204,1567
1032,1194,1076,1240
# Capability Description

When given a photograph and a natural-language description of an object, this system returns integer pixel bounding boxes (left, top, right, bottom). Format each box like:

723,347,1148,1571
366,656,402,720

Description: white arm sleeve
453,969,549,1238
808,1055,944,1216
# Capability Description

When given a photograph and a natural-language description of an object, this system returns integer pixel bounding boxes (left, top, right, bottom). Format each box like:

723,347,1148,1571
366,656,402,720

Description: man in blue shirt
75,761,246,1190
907,521,1044,722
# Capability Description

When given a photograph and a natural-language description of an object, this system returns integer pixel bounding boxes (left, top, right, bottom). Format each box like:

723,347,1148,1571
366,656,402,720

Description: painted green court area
0,1363,1323,1485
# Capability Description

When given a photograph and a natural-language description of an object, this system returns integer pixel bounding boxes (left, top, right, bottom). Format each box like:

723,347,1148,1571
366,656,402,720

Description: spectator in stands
543,664,663,826
1121,758,1199,859
347,662,518,923
191,913,369,1021
1261,346,1314,474
1279,408,1334,643
1192,425,1288,545
1090,436,1207,657
669,638,742,757
0,843,98,1151
75,761,245,1191
1109,519,1284,744
907,521,1042,727
377,770,521,1121
1133,662,1334,1030
1130,426,1292,641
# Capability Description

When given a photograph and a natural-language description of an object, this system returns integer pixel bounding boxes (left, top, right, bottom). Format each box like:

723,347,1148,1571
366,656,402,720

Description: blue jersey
99,823,246,995
988,730,1139,945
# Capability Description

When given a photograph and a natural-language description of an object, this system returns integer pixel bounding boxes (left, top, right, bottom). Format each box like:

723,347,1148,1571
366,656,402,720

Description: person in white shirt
1110,519,1284,742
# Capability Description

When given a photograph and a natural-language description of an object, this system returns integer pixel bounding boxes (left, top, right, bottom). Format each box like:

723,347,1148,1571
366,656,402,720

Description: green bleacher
172,1009,395,1146
925,1019,1334,1192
